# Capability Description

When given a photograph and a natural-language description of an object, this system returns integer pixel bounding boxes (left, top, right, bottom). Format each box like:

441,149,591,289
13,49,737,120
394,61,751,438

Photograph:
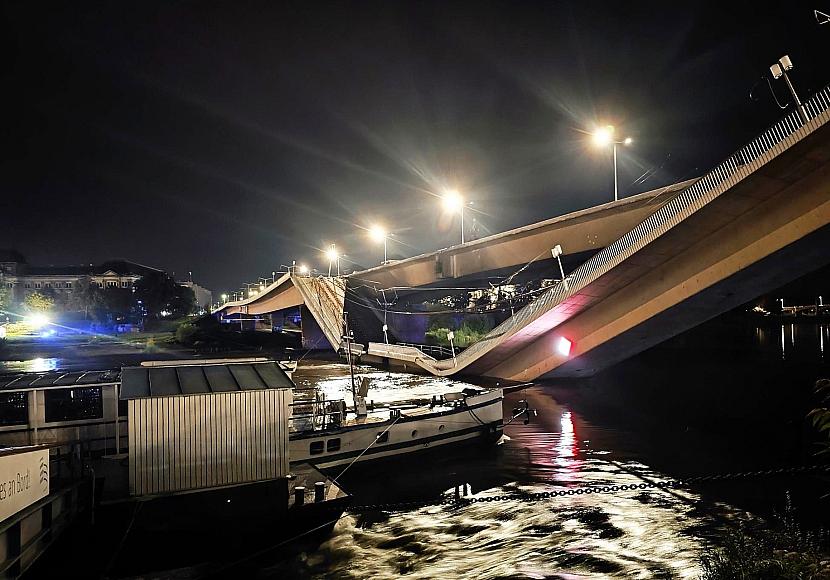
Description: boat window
326,438,341,452
310,441,324,455
44,387,103,423
411,429,418,438
376,431,389,444
0,392,28,426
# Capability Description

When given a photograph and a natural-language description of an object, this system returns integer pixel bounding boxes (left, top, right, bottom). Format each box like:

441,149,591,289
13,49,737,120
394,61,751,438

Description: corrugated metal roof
0,370,119,390
120,361,293,400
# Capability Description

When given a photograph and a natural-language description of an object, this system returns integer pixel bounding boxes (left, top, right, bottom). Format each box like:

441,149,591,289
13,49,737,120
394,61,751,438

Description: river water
261,316,830,579
275,362,722,579
5,319,829,578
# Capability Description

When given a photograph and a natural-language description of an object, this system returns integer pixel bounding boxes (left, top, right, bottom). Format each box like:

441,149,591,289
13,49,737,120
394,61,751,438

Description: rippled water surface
266,361,750,579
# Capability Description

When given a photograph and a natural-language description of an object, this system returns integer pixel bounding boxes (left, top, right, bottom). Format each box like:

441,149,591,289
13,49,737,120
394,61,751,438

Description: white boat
289,386,504,470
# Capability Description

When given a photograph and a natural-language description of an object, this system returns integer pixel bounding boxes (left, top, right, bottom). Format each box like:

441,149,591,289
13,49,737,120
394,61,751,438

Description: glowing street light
26,313,49,329
369,224,388,263
590,125,633,202
298,264,310,275
442,190,470,244
325,244,340,276
221,293,228,303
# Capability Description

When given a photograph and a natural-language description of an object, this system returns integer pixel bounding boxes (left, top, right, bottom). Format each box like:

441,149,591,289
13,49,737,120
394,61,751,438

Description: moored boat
289,383,504,470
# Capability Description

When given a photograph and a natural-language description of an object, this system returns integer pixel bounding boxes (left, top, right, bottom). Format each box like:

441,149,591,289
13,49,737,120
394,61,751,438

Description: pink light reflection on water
554,410,582,482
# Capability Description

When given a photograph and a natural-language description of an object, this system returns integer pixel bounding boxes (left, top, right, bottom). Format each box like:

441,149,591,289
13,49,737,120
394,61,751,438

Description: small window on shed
44,387,103,423
310,441,324,455
327,438,341,452
0,392,29,426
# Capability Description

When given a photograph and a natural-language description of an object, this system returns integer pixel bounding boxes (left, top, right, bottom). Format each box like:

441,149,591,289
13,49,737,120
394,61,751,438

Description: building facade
180,281,213,310
1,251,158,306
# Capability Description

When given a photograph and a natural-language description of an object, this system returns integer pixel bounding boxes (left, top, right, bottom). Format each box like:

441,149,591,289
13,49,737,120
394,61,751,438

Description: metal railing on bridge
417,83,830,373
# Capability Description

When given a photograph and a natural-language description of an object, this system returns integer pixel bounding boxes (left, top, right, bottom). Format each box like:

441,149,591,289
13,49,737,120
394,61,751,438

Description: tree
68,278,105,319
24,292,54,312
0,281,10,311
133,271,196,318
101,287,133,321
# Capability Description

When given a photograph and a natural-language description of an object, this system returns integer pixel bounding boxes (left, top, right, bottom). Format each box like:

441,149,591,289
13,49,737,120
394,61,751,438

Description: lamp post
443,190,470,244
369,225,388,264
591,125,632,202
770,55,809,124
326,244,340,276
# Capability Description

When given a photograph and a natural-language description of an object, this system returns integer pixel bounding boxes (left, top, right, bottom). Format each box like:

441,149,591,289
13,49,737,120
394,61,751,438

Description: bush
700,495,829,579
175,322,199,345
143,338,159,353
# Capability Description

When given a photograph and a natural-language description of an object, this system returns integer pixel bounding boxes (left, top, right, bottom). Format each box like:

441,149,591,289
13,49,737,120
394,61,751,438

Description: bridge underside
471,124,830,381
545,222,830,378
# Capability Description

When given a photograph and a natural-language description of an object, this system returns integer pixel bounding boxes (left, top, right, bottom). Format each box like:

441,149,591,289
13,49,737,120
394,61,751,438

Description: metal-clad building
121,361,293,497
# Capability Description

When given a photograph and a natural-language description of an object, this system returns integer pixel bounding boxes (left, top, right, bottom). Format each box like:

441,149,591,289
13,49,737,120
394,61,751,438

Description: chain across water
345,464,830,513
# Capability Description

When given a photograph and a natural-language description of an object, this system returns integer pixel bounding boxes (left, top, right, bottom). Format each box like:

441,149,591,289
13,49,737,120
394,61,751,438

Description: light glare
369,225,387,242
325,247,338,262
592,125,614,147
298,264,309,275
556,336,572,357
442,190,463,213
26,313,49,329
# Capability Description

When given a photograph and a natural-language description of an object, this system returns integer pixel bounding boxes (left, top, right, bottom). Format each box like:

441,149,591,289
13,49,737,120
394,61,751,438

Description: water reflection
755,322,830,361
274,364,750,579
0,357,61,374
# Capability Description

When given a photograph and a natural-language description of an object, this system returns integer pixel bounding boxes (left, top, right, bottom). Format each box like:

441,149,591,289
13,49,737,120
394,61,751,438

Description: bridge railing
395,342,461,360
447,83,830,369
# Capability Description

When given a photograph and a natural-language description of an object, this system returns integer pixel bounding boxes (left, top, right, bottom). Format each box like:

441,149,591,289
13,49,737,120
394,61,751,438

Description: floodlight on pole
590,125,633,202
769,55,808,124
298,264,309,275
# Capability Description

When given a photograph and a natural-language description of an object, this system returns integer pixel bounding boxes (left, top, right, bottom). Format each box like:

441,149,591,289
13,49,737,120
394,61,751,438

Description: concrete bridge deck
216,85,830,381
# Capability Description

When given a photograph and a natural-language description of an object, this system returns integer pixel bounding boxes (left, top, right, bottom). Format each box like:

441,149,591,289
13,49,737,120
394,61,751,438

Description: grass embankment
700,498,830,578
425,315,492,348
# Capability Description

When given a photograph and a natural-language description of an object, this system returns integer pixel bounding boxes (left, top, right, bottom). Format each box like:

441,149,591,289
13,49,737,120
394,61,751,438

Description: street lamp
591,125,632,202
298,264,310,275
221,293,228,303
369,224,388,264
442,190,469,244
325,244,340,276
770,55,808,124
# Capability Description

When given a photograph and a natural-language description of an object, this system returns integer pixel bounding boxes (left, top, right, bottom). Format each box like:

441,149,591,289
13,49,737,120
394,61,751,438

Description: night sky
3,1,829,295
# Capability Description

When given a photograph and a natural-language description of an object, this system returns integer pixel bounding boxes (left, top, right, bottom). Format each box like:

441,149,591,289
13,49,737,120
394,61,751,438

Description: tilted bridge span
216,85,830,381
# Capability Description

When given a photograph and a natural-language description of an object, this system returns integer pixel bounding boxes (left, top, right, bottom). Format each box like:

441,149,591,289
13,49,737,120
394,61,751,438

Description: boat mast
343,312,357,413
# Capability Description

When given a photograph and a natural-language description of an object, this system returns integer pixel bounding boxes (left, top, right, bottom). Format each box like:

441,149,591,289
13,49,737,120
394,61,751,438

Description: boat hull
290,389,504,469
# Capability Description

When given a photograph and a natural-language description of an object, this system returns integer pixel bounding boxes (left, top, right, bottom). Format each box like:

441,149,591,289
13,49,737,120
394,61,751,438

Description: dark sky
2,1,828,294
